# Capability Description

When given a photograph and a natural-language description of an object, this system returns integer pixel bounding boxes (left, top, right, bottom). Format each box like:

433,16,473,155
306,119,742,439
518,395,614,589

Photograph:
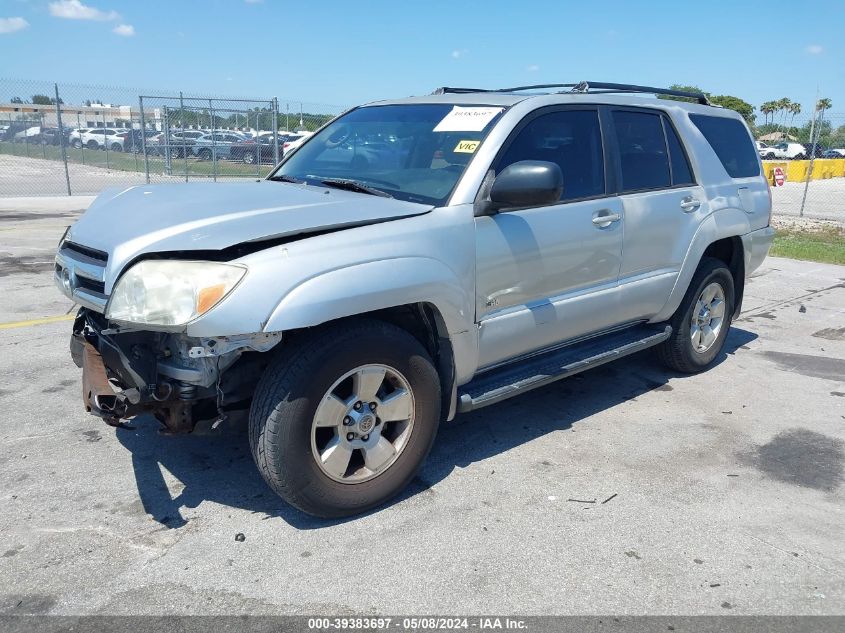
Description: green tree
658,84,708,103
760,101,777,125
10,96,23,104
710,95,756,124
30,94,63,105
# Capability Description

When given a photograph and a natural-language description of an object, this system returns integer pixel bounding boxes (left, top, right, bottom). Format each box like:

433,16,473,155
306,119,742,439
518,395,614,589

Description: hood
66,181,432,280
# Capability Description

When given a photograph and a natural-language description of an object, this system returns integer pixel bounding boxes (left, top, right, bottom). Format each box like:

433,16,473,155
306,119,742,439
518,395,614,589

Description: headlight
106,260,246,327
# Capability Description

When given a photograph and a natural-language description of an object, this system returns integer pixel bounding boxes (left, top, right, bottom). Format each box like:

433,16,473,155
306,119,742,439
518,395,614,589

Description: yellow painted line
0,314,75,330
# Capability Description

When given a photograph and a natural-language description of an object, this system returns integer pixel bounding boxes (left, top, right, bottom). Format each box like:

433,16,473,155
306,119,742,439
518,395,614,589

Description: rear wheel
71,139,82,149
249,319,441,518
86,140,98,150
198,148,212,161
110,143,122,152
656,257,734,373
243,151,256,164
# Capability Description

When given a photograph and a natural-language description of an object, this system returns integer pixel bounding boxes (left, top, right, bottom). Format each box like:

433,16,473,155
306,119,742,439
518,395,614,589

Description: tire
243,151,255,164
110,143,122,152
656,257,735,374
249,318,441,518
198,148,212,161
71,139,82,149
86,140,98,150
794,153,806,160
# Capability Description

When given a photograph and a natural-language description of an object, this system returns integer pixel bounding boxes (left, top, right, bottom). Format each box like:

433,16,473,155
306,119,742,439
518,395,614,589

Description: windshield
269,103,506,205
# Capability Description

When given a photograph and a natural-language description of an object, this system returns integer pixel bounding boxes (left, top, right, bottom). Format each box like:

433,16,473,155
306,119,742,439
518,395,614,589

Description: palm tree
760,101,775,126
788,102,801,136
810,98,833,152
775,98,791,134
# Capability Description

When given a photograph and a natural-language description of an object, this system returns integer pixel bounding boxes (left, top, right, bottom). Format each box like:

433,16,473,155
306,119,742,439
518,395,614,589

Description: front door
474,107,625,369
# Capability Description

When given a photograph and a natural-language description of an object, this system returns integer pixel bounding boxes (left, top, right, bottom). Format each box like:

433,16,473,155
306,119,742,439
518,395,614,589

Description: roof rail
433,81,711,105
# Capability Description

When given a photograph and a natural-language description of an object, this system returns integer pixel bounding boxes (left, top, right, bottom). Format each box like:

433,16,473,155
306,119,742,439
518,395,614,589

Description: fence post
54,84,72,196
77,112,85,165
102,110,109,170
180,92,188,182
139,96,150,184
209,99,217,182
39,111,46,160
163,105,172,176
798,105,820,218
272,97,280,167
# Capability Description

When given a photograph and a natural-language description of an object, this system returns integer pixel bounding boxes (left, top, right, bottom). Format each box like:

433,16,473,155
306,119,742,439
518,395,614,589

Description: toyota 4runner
55,81,775,517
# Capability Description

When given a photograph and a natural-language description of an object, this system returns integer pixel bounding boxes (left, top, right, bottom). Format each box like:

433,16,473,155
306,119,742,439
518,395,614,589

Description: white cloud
526,64,540,72
49,0,119,21
113,23,134,36
0,17,29,34
806,44,823,54
452,49,467,59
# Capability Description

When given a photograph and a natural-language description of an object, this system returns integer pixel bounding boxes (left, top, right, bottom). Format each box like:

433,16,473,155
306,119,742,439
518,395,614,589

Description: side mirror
489,160,563,211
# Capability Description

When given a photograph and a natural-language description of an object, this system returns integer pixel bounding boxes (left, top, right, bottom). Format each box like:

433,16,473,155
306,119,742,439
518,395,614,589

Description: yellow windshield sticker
454,140,480,153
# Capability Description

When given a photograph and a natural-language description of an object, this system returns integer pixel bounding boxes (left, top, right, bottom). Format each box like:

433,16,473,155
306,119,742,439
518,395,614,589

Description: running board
458,324,672,412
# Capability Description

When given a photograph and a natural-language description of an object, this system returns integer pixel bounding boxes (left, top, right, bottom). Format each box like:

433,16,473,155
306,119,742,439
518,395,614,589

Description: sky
0,0,843,118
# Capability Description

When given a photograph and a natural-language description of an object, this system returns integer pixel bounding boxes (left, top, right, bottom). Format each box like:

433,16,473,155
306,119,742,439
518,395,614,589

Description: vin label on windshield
433,106,504,132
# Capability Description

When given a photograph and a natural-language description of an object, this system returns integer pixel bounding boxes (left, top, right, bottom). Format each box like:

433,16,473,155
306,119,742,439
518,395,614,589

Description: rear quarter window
689,114,759,178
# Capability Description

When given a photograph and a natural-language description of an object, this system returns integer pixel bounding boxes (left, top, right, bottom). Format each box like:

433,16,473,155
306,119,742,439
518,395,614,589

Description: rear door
609,108,706,318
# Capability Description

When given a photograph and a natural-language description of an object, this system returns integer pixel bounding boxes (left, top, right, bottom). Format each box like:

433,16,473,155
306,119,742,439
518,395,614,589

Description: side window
612,110,670,192
497,109,605,201
689,114,760,178
663,117,695,185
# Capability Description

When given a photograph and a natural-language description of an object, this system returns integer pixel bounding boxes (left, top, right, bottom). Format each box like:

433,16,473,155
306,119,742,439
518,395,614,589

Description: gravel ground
0,205,843,617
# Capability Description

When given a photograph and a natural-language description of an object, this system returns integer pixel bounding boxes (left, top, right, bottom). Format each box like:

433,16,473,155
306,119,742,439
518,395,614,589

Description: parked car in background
71,128,126,151
158,130,207,157
756,141,778,159
13,126,43,143
281,132,312,155
192,132,249,160
230,133,298,164
801,143,827,159
821,148,845,158
775,142,810,160
38,127,71,146
120,129,161,154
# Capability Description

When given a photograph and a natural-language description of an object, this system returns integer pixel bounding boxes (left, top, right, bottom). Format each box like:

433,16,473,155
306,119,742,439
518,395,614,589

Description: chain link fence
0,78,843,222
756,112,845,222
0,78,343,196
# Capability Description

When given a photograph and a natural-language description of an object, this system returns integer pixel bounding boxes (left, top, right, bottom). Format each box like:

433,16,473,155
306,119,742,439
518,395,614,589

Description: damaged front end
71,309,281,433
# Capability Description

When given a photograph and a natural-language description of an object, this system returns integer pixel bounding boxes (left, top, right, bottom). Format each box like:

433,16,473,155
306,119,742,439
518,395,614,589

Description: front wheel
249,319,441,518
656,257,735,373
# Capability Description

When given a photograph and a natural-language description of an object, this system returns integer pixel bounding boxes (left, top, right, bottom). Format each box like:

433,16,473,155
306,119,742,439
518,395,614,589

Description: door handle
592,212,621,226
680,196,701,212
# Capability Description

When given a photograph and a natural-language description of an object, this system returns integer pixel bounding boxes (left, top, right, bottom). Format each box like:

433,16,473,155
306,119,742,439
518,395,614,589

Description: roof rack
432,81,711,106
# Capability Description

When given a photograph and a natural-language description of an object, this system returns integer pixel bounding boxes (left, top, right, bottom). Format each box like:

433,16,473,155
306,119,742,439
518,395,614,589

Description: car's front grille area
74,276,106,295
62,241,108,263
55,240,110,312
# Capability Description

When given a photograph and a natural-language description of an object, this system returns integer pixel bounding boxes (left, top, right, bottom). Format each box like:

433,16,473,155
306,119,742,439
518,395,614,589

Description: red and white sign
773,166,786,187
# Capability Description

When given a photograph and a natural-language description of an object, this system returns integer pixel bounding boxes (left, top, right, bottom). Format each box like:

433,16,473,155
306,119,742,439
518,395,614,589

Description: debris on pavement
235,533,245,542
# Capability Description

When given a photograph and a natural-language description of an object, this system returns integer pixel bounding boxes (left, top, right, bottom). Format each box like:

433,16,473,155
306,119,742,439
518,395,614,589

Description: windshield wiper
267,174,304,183
319,178,393,198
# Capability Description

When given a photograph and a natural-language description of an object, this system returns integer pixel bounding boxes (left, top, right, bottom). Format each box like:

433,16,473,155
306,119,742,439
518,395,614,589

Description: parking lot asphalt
0,204,843,616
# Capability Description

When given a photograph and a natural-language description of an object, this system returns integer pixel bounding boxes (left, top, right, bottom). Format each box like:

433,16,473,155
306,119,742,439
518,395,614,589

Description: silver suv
55,82,774,517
